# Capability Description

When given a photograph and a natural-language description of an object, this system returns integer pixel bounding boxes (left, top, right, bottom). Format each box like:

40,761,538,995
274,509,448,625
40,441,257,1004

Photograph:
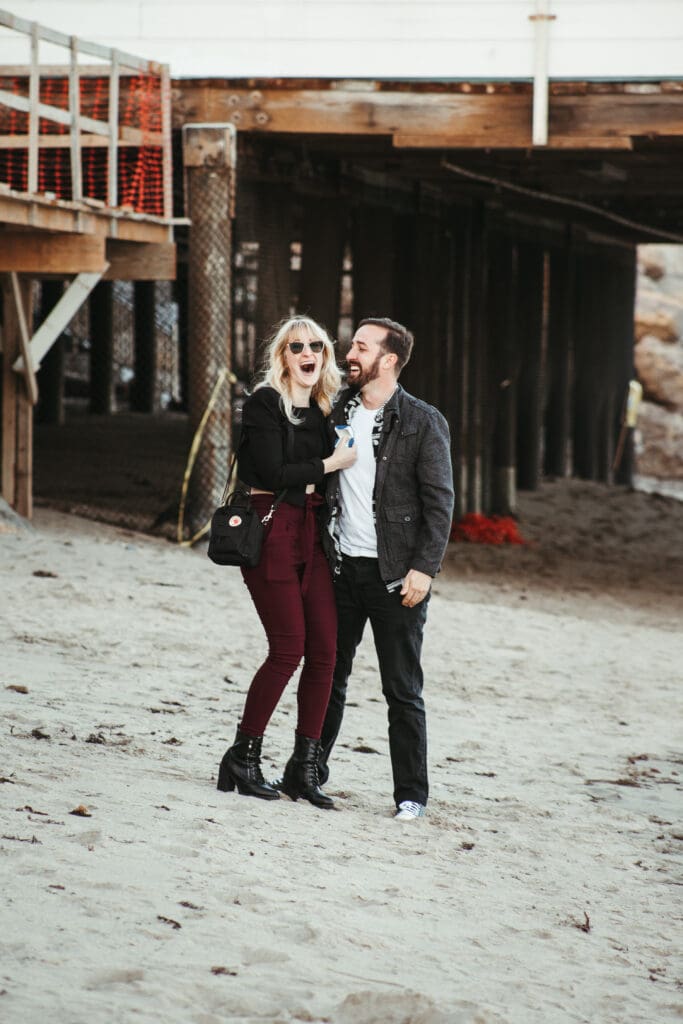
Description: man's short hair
358,317,414,373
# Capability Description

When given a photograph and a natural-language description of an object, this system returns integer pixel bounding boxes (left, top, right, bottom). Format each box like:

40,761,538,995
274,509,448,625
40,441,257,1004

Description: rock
635,402,683,480
634,335,683,412
634,312,679,344
640,253,665,281
0,497,33,535
637,245,683,341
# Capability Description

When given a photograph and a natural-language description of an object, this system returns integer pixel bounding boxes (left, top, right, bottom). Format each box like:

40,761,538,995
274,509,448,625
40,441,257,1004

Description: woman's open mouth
301,361,316,375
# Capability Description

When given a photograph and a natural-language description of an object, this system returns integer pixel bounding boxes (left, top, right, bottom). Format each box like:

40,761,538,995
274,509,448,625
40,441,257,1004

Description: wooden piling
1,274,34,516
131,281,158,413
466,205,487,513
183,123,235,533
36,279,65,426
89,280,114,415
451,211,471,520
299,197,347,336
544,243,574,477
351,205,395,324
612,250,637,485
515,241,547,491
488,231,519,515
573,249,602,481
253,183,293,352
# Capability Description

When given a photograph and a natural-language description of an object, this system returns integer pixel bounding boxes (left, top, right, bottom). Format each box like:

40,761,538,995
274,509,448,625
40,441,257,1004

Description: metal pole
530,0,555,147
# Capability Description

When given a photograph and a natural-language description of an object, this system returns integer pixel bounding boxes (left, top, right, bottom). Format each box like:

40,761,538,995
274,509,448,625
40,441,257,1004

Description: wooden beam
103,240,176,281
27,22,39,194
0,232,107,274
1,276,18,506
0,190,177,242
1,273,35,516
160,65,173,220
0,88,163,146
69,36,83,202
393,134,634,150
13,270,105,373
174,81,683,145
0,134,158,150
108,50,120,208
0,10,159,73
9,272,38,405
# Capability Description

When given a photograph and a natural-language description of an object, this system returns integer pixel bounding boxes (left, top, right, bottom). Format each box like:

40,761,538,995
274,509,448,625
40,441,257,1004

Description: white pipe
531,0,554,146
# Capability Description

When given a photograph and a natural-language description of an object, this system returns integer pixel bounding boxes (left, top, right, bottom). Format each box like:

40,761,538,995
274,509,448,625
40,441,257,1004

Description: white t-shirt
338,402,379,557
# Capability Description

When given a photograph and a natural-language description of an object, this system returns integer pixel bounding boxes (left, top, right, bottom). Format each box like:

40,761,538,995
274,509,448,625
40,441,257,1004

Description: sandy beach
1,480,682,1024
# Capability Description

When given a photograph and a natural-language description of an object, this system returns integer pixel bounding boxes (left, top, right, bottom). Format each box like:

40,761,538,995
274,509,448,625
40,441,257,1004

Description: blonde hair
255,316,341,423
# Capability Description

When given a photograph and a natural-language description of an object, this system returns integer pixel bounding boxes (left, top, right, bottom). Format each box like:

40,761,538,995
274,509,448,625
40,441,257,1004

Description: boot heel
216,729,281,800
217,761,236,792
281,734,334,809
280,781,299,802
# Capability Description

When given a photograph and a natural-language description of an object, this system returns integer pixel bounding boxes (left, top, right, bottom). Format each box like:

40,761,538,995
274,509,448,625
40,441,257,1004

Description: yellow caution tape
177,367,237,547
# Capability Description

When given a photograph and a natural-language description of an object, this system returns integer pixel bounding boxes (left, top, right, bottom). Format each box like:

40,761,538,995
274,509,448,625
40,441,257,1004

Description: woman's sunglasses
288,340,325,354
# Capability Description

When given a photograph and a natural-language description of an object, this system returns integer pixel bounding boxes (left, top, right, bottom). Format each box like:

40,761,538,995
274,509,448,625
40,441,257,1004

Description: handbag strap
221,412,295,520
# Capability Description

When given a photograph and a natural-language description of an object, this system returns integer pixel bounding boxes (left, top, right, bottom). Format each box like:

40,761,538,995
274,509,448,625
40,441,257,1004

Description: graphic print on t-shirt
338,402,380,557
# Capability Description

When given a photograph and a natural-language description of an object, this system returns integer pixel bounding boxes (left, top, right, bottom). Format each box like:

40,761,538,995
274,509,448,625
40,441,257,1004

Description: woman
217,316,356,808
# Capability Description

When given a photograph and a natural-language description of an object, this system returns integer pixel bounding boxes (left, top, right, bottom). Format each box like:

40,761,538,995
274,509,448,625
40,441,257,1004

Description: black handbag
207,428,287,568
207,489,283,567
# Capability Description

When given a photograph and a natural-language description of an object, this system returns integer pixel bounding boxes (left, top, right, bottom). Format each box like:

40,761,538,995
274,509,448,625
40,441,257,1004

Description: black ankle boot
281,734,334,809
217,727,280,800
317,741,333,787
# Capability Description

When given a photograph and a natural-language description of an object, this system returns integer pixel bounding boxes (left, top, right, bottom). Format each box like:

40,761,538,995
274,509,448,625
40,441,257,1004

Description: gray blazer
325,385,455,580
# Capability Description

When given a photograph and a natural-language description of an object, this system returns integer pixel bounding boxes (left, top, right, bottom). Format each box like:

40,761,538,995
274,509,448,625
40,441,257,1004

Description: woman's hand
323,439,358,474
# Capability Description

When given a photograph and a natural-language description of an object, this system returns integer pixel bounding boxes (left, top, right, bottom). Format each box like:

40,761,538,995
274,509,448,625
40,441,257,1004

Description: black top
238,386,331,506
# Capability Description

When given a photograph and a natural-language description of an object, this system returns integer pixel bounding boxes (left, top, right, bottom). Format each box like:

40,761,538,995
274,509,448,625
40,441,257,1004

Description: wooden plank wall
225,178,637,518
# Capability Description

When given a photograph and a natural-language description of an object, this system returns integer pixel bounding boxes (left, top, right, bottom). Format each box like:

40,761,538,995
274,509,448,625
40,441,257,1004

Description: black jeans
320,555,430,807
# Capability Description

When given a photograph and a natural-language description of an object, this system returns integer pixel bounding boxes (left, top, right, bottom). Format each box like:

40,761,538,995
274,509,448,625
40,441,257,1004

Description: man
320,317,454,820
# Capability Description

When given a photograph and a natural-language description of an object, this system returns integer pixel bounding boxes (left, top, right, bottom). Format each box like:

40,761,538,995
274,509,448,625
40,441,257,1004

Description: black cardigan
237,387,331,506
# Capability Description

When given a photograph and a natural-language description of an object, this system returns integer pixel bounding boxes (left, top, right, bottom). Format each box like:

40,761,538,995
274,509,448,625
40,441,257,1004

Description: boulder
634,311,679,344
634,334,683,412
635,401,683,480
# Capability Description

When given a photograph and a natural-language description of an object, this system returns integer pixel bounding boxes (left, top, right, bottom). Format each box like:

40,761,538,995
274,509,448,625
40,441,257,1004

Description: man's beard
346,352,382,389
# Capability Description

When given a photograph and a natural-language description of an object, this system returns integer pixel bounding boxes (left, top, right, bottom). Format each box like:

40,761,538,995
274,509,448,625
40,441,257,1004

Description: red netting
0,74,165,215
451,513,527,545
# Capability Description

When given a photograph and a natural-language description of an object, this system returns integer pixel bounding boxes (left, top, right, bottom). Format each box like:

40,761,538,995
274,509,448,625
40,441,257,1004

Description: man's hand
400,569,432,608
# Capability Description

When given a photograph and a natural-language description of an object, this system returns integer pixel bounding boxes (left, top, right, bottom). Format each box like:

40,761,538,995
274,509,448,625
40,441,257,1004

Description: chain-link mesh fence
31,162,352,540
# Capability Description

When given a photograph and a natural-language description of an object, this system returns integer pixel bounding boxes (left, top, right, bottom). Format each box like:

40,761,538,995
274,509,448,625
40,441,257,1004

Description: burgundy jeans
238,493,337,739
